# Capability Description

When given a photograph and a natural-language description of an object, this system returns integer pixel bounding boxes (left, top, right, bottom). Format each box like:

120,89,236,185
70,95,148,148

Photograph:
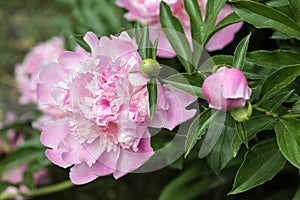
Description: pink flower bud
202,67,252,111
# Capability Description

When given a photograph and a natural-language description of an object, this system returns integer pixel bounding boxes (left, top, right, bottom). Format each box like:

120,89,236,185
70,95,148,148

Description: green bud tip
140,58,161,77
230,101,253,123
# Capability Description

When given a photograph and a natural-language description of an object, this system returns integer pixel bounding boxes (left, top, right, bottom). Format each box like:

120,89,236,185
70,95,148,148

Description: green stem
253,105,278,118
0,180,74,200
281,113,300,119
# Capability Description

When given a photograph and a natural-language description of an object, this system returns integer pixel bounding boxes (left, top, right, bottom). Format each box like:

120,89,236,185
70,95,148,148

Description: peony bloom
37,31,196,184
116,0,243,57
15,37,65,104
202,67,252,111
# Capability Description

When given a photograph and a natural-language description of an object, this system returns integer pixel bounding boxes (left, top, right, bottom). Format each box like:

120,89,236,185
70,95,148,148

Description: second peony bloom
36,31,197,184
202,67,252,112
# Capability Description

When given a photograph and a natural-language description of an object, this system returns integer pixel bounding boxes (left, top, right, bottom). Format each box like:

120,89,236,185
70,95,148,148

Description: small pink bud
202,67,252,111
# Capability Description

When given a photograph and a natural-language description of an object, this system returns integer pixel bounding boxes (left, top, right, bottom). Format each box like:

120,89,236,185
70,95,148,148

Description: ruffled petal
40,118,69,148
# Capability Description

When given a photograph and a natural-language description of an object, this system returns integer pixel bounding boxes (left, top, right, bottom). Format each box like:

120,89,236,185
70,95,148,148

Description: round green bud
230,101,253,123
140,58,161,77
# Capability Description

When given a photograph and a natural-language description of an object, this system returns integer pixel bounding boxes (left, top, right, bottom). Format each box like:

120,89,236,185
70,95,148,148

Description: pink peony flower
202,67,252,111
37,31,196,184
15,37,65,104
116,0,243,57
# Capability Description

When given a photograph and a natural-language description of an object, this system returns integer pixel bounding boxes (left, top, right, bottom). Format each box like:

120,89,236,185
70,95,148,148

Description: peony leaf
288,0,300,24
259,65,300,104
0,182,11,194
229,139,286,194
185,109,211,157
147,78,158,121
202,0,227,45
0,147,44,177
207,126,235,173
275,119,300,169
231,115,276,157
163,71,205,98
230,0,300,40
72,34,91,52
184,0,203,67
293,187,300,200
198,111,226,158
210,12,242,39
247,50,300,69
158,163,220,200
159,1,194,74
184,0,203,44
233,34,251,70
137,24,152,60
235,122,248,148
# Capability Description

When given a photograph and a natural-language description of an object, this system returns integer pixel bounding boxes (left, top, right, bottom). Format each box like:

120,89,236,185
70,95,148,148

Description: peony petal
69,164,99,185
162,84,197,130
45,149,71,168
37,63,68,106
222,68,251,99
128,72,150,86
202,70,224,110
113,135,154,179
149,110,167,128
40,119,69,148
83,32,99,54
58,51,87,71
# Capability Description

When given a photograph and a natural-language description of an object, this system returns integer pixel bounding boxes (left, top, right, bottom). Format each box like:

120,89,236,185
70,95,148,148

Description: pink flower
202,67,252,111
15,37,65,104
116,0,243,57
37,31,196,184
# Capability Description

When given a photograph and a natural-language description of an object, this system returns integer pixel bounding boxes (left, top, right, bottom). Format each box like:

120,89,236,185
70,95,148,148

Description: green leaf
137,25,152,60
265,0,289,7
211,13,242,37
259,65,300,104
159,1,194,74
163,71,205,98
207,126,234,173
233,34,251,70
229,139,286,194
152,36,159,60
134,21,143,47
23,158,51,190
231,115,276,157
247,50,300,69
198,111,226,158
147,78,158,120
291,100,300,113
184,0,203,44
231,0,300,40
269,90,294,112
288,0,300,24
202,0,227,45
0,182,11,193
0,147,44,176
72,34,91,52
293,187,300,200
235,122,248,148
158,163,219,200
184,0,203,67
275,119,300,169
185,109,211,157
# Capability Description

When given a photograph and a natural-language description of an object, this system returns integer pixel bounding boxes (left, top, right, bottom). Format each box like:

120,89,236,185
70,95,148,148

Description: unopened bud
230,101,253,122
140,58,161,77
